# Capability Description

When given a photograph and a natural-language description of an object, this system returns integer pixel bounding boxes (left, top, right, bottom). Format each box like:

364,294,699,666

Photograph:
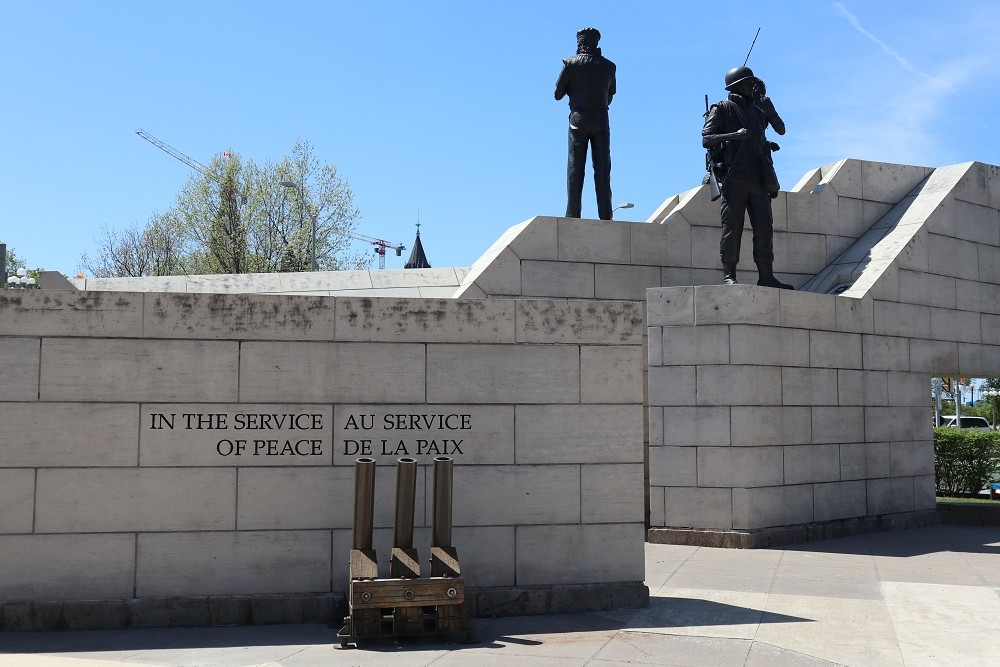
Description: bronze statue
555,27,616,220
702,66,793,289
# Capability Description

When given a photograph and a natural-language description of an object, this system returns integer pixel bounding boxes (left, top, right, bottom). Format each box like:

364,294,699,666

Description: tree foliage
2,246,41,288
934,427,1000,496
83,139,370,277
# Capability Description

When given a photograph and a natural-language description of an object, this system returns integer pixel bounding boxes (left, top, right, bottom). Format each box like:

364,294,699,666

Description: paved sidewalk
1,525,997,666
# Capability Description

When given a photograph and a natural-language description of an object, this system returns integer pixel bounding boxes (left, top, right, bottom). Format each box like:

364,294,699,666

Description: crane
136,128,405,269
135,128,209,175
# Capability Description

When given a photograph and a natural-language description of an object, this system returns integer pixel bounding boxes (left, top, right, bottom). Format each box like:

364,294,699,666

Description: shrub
934,427,1000,496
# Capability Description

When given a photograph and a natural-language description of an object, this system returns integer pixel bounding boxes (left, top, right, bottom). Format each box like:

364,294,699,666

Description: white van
939,416,993,430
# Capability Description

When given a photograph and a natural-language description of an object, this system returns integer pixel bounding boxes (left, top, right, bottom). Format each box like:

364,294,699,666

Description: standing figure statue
702,66,793,289
555,27,616,220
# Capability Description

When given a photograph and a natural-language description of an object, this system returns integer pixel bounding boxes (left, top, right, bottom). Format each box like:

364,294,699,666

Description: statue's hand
734,128,750,141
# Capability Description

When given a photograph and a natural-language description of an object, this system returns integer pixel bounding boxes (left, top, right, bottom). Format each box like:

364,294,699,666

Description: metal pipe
432,456,453,548
393,457,417,549
352,457,376,551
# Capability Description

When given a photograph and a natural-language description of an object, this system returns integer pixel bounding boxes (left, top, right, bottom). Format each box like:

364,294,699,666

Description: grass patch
937,495,999,505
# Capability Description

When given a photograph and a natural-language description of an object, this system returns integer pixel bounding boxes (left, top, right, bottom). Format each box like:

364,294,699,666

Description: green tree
84,139,371,277
2,246,41,288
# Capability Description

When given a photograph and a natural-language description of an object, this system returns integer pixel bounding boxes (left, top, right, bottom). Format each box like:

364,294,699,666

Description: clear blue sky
1,1,997,275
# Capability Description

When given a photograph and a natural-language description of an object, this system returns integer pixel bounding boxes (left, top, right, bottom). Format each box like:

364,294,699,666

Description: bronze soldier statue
702,66,793,289
555,27,616,220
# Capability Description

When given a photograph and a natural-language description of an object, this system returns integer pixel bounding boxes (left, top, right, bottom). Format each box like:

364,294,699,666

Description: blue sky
1,1,998,275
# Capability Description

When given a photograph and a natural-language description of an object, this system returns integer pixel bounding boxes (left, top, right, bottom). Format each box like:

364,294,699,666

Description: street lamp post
6,268,36,289
612,202,634,217
281,180,316,271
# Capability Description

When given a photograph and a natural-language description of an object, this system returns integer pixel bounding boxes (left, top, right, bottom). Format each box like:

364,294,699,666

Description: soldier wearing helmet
555,27,617,220
702,66,792,289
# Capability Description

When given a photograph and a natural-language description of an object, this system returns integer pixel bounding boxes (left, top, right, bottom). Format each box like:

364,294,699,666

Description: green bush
934,427,1000,496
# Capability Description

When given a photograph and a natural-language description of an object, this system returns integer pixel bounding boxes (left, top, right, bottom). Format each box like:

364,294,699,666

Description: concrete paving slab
0,525,997,666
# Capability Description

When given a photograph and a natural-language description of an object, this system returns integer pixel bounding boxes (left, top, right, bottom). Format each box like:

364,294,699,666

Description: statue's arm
554,62,570,100
702,105,748,148
758,96,785,135
608,67,616,106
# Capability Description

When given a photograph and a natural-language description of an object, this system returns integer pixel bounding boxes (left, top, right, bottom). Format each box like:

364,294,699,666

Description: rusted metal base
338,576,467,647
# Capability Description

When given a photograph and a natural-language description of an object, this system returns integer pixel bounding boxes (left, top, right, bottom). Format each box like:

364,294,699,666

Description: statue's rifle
703,95,722,201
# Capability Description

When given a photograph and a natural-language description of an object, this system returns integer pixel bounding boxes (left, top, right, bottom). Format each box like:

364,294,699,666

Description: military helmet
577,27,601,47
724,66,755,90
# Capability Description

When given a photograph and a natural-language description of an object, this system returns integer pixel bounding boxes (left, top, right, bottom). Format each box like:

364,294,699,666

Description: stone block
836,197,867,238
0,337,39,401
581,464,645,523
648,326,663,366
515,405,643,464
649,446,697,486
835,295,874,334
0,291,142,337
521,260,595,298
557,218,630,263
0,534,136,600
693,285,780,326
783,444,841,484
867,442,891,478
953,199,1000,245
453,527,516,587
809,330,863,369
814,481,867,522
952,162,989,205
661,324,728,366
186,273,283,293
730,406,811,447
648,407,664,446
836,369,889,407
41,339,239,402
647,287,694,326
647,365,696,406
781,367,839,406
238,467,344,530
0,470,34,533
0,403,138,467
980,243,1000,284
280,269,372,292
595,264,660,300
34,468,236,533
927,234,979,281
427,344,578,404
516,299,644,344
774,232,827,275
509,216,559,261
867,477,914,515
778,290,837,330
467,247,521,297
812,407,865,444
369,268,459,289
732,485,813,530
873,301,931,338
648,486,665,527
337,405,513,467
631,217,679,266
822,159,863,198
81,275,187,292
890,441,934,477
958,343,1000,376
897,270,957,309
909,339,959,374
985,314,1000,346
913,474,937,511
140,404,332,467
865,406,912,443
143,293,338,341
418,285,460,298
454,465,581,525
581,345,644,403
516,523,645,586
862,335,910,371
730,325,809,367
696,365,781,406
335,297,515,344
930,307,981,343
697,446,783,487
840,443,867,480
662,487,733,530
786,190,819,234
791,166,822,194
888,372,931,407
137,531,330,597
958,280,1000,316
661,406,731,447
240,341,424,403
861,162,930,204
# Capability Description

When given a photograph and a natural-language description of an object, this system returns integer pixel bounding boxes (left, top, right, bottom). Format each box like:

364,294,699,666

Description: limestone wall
0,290,647,620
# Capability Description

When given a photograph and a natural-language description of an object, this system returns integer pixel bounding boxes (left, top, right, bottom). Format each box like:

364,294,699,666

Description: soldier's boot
722,263,739,285
756,261,794,290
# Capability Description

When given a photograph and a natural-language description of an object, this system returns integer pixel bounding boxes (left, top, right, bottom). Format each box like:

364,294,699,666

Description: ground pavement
1,525,997,666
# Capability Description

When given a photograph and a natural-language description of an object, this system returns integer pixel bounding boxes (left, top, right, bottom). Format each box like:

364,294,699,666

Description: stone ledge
647,510,940,549
0,582,650,632
938,502,1000,527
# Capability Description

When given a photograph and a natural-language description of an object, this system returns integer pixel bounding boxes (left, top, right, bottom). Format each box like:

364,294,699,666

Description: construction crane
135,128,210,175
136,128,405,269
352,233,406,269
